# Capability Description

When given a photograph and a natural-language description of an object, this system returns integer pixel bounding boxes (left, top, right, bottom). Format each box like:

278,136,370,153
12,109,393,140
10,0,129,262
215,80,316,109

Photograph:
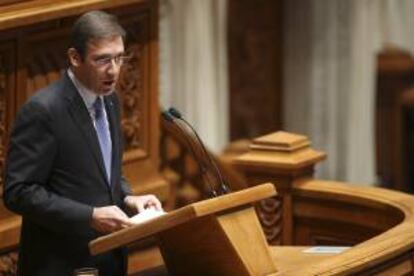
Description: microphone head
161,111,175,122
168,107,182,119
220,183,231,194
208,189,218,198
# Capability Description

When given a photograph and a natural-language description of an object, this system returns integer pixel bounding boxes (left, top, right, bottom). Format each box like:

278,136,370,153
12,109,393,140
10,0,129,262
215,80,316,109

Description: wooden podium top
90,183,277,255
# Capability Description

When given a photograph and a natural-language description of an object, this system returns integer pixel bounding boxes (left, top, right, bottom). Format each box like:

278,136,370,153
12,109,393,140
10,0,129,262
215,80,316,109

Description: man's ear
67,48,82,67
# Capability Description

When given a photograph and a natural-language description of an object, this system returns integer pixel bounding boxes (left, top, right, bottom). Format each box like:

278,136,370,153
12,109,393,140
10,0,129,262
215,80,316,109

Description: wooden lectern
90,183,278,275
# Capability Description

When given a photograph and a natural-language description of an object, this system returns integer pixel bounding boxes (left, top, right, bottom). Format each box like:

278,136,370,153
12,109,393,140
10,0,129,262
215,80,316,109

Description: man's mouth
102,80,115,86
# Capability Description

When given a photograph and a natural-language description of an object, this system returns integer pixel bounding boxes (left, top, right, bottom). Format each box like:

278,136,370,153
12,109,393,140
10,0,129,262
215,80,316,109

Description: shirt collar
67,68,100,109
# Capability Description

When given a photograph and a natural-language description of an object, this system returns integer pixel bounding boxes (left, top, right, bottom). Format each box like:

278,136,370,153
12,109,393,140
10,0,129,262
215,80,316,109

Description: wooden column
376,48,414,191
233,131,325,245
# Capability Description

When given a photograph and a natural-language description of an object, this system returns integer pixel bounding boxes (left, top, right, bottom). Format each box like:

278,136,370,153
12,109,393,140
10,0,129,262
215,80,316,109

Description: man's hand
124,194,163,213
90,205,133,234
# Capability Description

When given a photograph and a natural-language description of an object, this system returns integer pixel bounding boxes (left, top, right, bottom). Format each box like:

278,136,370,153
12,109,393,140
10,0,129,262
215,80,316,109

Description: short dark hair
70,10,126,58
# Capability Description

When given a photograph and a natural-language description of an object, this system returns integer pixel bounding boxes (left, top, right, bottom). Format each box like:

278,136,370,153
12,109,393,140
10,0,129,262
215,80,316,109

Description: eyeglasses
93,54,131,68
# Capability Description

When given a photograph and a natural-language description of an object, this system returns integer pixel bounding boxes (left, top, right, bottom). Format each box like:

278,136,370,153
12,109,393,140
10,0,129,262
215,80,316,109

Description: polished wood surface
121,173,414,275
273,179,414,275
233,131,414,275
91,183,277,275
269,246,338,275
90,183,276,254
237,131,326,170
0,0,148,31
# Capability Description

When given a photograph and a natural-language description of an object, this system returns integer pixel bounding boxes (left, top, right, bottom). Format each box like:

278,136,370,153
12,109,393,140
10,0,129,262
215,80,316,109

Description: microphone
167,107,231,195
161,110,219,198
168,107,182,119
161,110,175,122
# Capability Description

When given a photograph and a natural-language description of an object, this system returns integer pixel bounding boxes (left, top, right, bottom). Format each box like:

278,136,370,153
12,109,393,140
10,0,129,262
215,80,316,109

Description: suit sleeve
3,101,93,236
120,176,132,199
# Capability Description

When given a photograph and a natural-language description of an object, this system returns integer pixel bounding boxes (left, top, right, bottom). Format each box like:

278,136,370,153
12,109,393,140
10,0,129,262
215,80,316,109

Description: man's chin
98,87,115,95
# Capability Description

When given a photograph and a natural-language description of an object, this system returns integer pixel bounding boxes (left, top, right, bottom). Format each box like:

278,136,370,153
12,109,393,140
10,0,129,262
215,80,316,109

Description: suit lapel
62,73,110,188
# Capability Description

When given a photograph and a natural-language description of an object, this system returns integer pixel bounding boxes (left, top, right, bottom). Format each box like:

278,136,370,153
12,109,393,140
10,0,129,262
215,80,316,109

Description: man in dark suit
3,10,162,276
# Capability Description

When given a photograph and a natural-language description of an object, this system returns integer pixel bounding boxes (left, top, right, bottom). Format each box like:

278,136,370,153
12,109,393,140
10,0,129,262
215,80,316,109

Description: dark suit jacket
3,72,132,276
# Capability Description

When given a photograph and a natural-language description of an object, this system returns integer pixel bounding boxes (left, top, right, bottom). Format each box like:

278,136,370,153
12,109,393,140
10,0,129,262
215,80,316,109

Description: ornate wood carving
118,43,143,151
0,251,18,275
117,14,149,154
160,126,205,209
159,119,249,209
256,196,283,245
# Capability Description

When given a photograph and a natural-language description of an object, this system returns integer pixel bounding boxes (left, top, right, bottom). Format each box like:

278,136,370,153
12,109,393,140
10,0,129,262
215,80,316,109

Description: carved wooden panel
160,122,208,209
20,30,68,101
118,14,149,155
0,43,15,189
159,119,249,209
228,0,283,140
256,196,283,245
111,3,163,195
0,252,17,276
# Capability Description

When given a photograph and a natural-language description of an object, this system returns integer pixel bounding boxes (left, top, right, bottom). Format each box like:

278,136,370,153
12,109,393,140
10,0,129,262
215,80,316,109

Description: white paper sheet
302,246,350,254
129,209,166,224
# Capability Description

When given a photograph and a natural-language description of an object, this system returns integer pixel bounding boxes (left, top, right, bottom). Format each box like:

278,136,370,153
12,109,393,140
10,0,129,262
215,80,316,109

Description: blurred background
159,0,414,191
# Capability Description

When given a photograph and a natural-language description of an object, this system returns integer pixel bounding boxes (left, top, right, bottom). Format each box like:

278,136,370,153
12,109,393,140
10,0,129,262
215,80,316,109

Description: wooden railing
285,179,412,275
233,131,414,275
160,126,414,274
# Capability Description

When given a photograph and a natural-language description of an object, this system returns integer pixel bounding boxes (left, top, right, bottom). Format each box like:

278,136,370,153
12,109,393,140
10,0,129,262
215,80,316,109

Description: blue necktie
93,97,112,183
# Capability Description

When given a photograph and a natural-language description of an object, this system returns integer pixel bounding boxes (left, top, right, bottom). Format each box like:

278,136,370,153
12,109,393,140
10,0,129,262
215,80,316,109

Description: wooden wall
227,0,284,141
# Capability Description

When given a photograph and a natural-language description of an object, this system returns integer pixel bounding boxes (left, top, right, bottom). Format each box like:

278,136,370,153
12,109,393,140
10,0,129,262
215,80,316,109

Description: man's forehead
86,36,125,54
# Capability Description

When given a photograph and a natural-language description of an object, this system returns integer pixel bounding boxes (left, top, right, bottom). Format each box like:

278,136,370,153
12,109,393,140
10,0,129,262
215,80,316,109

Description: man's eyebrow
93,52,126,59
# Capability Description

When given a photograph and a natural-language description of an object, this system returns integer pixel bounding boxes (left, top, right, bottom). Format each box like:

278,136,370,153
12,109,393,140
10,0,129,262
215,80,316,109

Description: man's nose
106,60,121,75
